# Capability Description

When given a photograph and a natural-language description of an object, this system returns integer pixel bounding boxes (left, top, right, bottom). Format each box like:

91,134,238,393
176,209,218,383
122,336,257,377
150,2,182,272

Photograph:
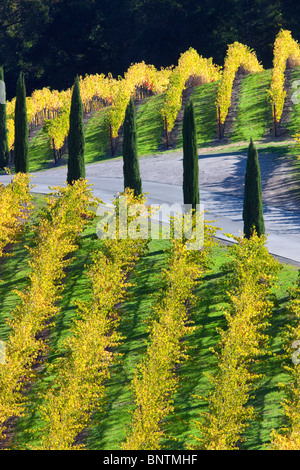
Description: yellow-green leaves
191,233,280,450
0,179,97,440
34,189,149,449
0,172,33,257
122,216,218,450
216,42,263,124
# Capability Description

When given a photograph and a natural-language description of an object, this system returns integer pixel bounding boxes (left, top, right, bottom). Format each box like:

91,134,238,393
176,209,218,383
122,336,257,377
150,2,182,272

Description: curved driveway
1,148,300,265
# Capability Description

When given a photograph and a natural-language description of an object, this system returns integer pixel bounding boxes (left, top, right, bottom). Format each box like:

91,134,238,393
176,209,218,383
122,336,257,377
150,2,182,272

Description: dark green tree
0,66,9,168
67,75,85,185
14,71,28,173
243,137,265,238
182,100,199,210
122,97,142,196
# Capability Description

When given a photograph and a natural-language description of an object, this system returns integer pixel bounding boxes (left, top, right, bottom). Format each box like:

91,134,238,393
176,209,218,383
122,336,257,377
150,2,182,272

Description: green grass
192,81,220,147
229,69,273,143
19,69,300,176
188,81,220,148
167,81,220,151
0,193,49,341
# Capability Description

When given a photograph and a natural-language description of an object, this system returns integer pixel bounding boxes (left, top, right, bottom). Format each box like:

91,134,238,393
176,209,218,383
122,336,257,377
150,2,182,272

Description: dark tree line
1,0,299,99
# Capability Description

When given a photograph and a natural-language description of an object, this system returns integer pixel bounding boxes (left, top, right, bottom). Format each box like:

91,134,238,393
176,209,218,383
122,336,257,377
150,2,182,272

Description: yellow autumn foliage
0,172,33,257
216,42,263,124
0,179,98,440
269,29,300,122
162,47,221,133
122,213,218,450
270,277,300,449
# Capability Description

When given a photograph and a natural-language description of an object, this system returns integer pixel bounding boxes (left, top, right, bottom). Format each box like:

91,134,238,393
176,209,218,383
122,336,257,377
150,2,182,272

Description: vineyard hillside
1,30,300,452
14,64,300,176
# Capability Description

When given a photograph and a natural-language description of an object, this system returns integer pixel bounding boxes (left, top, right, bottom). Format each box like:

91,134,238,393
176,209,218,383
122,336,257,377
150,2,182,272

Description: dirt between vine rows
80,145,300,213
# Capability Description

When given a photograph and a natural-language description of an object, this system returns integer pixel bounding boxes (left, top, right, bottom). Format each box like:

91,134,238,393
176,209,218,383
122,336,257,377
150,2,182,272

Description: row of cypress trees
0,67,264,239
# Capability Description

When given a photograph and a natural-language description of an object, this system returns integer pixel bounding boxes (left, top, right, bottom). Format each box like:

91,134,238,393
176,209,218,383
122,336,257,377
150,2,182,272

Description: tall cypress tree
122,97,142,196
0,66,9,169
182,100,199,210
243,137,265,238
14,72,29,173
67,75,85,185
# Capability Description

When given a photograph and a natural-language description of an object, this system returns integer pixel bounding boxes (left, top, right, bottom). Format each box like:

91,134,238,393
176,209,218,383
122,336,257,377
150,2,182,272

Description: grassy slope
28,130,53,173
176,81,220,149
1,203,297,449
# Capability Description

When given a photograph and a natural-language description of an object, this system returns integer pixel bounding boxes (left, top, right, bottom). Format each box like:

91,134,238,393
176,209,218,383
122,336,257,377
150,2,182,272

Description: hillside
2,30,300,453
21,64,300,176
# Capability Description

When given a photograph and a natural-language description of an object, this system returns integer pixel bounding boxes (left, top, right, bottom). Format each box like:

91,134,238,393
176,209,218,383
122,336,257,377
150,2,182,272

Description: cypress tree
67,75,85,185
0,66,9,169
243,138,265,238
14,72,29,173
182,100,199,210
122,97,142,196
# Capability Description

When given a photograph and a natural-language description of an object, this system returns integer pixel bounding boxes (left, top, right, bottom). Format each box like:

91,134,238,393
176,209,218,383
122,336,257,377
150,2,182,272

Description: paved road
1,159,300,265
